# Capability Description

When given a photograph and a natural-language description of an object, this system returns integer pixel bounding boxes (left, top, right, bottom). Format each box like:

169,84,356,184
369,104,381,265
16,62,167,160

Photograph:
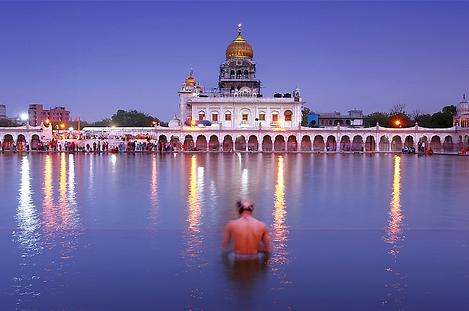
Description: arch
464,135,469,149
236,69,242,79
183,135,194,151
404,135,414,148
430,135,442,152
391,136,402,152
274,135,286,152
16,134,26,151
195,135,207,151
222,135,233,152
326,135,337,151
198,110,205,121
2,134,14,151
379,136,390,152
235,135,247,151
351,135,364,151
340,135,351,151
301,135,312,151
157,135,168,151
443,135,454,152
313,135,325,151
224,111,232,121
262,135,273,152
287,135,297,151
230,70,235,79
365,135,376,152
243,69,249,78
31,134,41,150
208,135,220,151
271,111,279,125
170,135,181,151
248,135,259,151
417,135,428,153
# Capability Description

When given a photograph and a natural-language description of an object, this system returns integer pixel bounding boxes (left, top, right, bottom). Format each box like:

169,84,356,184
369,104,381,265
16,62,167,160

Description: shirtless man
222,200,270,259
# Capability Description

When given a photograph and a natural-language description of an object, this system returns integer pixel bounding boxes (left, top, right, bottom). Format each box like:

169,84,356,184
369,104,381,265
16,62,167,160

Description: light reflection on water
270,155,291,293
185,155,204,260
13,156,41,302
383,155,406,307
3,153,469,309
148,154,158,229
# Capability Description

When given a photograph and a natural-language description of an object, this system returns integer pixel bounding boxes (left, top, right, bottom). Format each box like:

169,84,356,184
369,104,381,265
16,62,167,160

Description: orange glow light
60,123,65,129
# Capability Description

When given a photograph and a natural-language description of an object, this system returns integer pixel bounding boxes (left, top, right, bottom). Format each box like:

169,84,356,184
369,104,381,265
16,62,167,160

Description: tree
442,105,456,116
390,103,407,116
364,112,389,127
86,110,160,127
301,107,311,126
413,113,432,127
430,111,452,128
0,118,20,127
110,110,159,127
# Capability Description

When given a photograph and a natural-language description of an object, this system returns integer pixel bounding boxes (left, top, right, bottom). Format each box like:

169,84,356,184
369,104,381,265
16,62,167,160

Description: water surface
1,153,469,309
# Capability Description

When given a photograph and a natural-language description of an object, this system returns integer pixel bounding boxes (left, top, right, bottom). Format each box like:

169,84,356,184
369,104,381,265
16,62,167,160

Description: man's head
236,200,254,215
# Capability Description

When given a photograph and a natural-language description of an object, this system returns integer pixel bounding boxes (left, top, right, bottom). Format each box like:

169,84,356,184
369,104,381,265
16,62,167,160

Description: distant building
0,104,6,119
319,109,364,127
28,103,70,126
454,95,469,128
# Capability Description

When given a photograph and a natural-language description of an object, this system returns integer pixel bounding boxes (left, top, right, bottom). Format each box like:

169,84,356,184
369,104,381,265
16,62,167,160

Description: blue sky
0,1,468,121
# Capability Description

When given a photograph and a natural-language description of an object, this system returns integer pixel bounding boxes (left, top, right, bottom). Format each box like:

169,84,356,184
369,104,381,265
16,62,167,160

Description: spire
237,23,242,36
463,93,467,102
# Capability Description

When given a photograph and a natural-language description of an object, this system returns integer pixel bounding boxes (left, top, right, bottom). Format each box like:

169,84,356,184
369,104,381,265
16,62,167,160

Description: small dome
225,24,253,59
184,70,196,87
168,115,181,128
457,94,469,115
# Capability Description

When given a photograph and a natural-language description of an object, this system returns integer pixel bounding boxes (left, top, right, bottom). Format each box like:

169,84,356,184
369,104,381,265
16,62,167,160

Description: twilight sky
0,1,468,121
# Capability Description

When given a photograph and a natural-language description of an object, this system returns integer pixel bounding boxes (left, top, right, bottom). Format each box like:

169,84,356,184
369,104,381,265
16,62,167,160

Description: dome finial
463,93,467,101
237,23,242,35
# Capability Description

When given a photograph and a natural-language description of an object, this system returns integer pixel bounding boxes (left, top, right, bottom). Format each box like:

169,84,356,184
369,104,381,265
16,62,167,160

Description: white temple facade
175,24,302,130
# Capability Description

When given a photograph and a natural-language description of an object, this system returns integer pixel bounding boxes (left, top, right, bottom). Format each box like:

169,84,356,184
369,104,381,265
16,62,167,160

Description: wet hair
236,200,254,215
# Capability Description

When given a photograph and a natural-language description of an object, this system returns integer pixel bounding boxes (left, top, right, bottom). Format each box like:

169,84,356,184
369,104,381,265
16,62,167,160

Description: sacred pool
1,153,468,309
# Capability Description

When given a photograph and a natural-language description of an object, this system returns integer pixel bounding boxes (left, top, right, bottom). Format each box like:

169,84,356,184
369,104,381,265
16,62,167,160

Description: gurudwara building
173,24,302,130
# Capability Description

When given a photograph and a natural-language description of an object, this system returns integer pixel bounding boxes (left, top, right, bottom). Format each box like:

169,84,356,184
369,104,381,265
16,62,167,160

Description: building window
272,113,279,123
212,113,218,122
198,111,205,121
284,110,293,121
225,112,232,121
259,113,266,121
242,113,249,122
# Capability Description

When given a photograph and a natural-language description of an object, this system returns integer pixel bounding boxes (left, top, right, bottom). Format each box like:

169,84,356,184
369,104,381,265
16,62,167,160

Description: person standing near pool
222,200,271,259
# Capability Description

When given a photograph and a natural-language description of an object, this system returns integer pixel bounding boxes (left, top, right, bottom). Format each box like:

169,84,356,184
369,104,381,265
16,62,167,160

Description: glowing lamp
19,112,29,122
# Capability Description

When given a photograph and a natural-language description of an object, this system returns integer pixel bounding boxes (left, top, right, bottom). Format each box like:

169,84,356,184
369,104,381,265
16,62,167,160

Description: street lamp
19,112,29,125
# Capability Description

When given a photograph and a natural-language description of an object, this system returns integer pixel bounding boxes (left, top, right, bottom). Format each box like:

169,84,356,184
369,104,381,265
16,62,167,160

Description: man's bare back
222,201,270,255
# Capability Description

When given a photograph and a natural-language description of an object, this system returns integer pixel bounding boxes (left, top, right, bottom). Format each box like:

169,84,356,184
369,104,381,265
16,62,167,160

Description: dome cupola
457,94,469,115
225,24,253,59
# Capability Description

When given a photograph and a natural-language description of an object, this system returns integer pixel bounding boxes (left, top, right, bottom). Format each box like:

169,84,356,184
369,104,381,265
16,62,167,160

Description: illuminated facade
176,25,302,130
454,95,469,128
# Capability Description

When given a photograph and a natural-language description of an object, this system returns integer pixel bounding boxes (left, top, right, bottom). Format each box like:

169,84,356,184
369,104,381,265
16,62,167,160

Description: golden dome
225,24,253,59
185,70,196,87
